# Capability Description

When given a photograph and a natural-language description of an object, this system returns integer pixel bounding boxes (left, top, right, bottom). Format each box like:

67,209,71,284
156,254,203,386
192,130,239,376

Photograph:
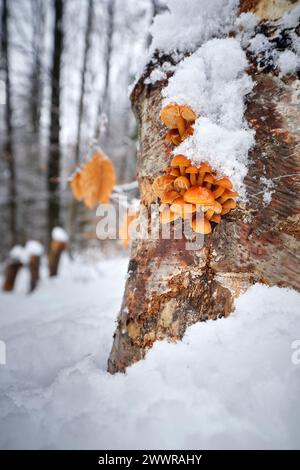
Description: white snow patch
277,50,300,75
280,4,300,29
9,245,29,265
260,176,275,206
162,38,255,196
52,227,68,243
150,0,239,54
0,254,300,450
25,241,44,257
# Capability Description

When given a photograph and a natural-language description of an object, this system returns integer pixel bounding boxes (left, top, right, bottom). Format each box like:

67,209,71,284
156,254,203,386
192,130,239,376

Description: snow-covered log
108,0,300,373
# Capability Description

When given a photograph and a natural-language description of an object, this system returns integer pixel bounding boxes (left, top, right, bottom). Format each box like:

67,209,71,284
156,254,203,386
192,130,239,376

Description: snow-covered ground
0,253,300,449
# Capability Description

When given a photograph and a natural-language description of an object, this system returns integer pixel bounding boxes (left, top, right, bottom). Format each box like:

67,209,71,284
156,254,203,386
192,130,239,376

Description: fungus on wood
108,0,300,374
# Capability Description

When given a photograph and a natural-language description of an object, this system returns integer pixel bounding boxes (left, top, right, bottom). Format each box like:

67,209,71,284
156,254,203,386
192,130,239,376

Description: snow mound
52,227,68,243
25,241,44,257
162,38,255,196
150,0,239,54
0,255,300,450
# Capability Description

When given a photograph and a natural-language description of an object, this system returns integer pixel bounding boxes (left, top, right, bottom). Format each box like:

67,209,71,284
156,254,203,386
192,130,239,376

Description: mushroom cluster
160,103,196,146
152,155,238,235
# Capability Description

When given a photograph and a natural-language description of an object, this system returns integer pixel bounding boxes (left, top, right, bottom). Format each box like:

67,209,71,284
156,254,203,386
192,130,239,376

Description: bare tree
29,0,45,136
75,0,94,164
108,0,300,373
1,0,16,244
48,0,64,231
95,0,115,142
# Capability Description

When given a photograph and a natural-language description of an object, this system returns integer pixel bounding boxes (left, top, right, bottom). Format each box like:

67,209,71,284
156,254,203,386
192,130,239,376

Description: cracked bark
108,9,300,374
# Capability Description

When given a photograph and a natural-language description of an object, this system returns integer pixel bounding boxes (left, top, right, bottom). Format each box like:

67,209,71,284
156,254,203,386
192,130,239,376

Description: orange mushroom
170,197,196,218
171,155,190,176
211,214,221,224
152,174,176,198
185,166,198,186
184,186,215,206
198,162,213,185
192,216,212,234
174,176,190,195
221,199,237,215
218,190,239,204
160,103,196,142
160,190,181,204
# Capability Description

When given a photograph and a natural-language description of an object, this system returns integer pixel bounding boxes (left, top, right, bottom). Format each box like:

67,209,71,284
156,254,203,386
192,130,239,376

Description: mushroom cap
212,200,223,214
160,207,181,224
174,176,190,191
160,103,180,128
152,174,176,197
182,126,194,140
214,176,233,190
203,200,222,214
219,190,239,203
211,214,221,224
171,154,190,168
170,197,196,217
198,162,213,174
221,198,237,214
192,216,212,234
160,190,181,204
170,168,180,177
203,174,215,184
164,128,180,144
180,106,196,122
185,166,198,174
184,186,215,205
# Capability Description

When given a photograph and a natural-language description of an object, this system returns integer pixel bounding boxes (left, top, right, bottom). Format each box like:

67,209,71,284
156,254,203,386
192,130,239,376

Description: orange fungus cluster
152,155,238,235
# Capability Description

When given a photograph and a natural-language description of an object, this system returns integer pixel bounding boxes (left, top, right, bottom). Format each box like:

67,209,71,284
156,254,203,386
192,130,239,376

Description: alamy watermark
0,339,6,365
95,200,209,251
291,340,300,365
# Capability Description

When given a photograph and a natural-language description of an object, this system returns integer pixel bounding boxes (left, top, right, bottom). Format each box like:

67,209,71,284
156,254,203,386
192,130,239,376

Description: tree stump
2,260,22,292
108,4,300,373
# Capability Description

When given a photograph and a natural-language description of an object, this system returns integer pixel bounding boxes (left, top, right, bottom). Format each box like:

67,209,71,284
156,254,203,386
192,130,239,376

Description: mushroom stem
175,116,186,138
190,174,197,186
213,186,225,198
198,172,205,185
179,165,185,176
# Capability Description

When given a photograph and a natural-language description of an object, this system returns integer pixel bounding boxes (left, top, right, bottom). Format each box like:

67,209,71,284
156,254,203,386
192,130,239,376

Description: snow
52,227,69,243
260,176,275,206
9,245,29,265
25,241,44,257
281,4,300,29
162,38,254,196
0,253,300,450
277,50,300,75
150,0,239,54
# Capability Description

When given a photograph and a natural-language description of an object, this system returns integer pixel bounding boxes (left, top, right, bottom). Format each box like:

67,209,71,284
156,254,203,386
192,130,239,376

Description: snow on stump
25,241,44,292
48,227,68,277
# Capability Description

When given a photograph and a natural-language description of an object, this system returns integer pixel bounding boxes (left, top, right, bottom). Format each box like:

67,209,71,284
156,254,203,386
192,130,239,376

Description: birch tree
108,0,300,373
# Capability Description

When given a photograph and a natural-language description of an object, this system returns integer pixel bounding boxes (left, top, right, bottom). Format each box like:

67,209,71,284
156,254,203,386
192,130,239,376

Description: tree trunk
47,0,64,233
75,0,93,164
108,2,300,373
95,0,115,142
1,0,17,245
